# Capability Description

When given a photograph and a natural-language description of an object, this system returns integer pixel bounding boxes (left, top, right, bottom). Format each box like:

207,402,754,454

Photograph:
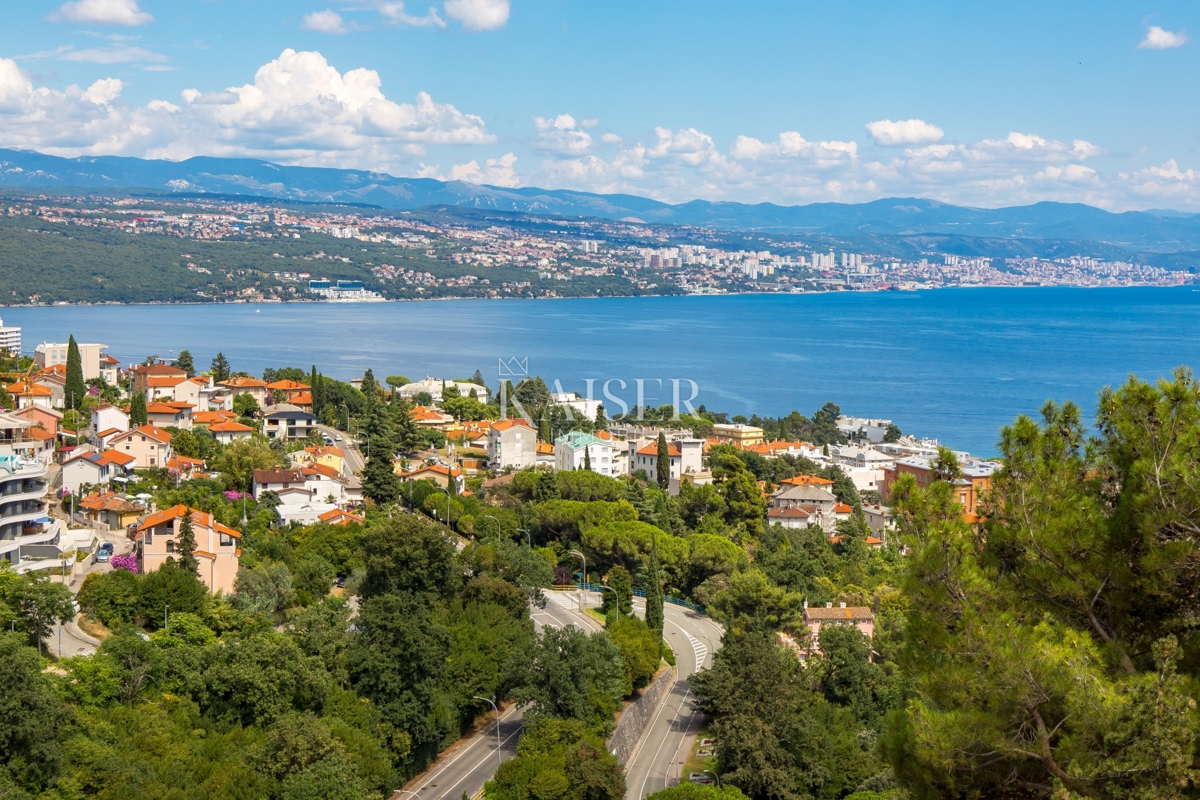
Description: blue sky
0,1,1197,210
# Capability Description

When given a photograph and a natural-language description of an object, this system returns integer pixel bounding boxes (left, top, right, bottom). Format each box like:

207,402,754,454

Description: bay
5,286,1200,456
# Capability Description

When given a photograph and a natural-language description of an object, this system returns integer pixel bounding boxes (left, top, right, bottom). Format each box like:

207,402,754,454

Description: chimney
840,602,846,608
150,501,157,513
825,602,832,608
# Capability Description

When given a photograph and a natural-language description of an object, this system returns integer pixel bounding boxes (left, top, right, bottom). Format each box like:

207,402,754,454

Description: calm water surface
6,287,1200,456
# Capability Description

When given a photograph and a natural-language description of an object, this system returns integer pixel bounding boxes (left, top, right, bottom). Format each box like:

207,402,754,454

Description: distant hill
4,148,1200,251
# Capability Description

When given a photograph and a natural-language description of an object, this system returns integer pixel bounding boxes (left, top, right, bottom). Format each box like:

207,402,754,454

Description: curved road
398,591,603,799
394,589,723,799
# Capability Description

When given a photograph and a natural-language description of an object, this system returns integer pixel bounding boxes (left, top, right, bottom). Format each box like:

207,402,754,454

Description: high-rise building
0,320,19,355
0,411,57,569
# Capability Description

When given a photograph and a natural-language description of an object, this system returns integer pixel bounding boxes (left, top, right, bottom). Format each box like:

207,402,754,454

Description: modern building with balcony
0,411,64,570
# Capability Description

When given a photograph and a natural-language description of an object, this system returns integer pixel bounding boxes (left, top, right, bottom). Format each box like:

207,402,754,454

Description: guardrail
573,583,705,614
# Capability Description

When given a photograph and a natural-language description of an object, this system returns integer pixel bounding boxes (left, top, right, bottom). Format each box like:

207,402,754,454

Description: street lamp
471,695,502,772
484,514,500,539
703,769,721,787
518,528,531,547
599,585,620,622
569,549,586,585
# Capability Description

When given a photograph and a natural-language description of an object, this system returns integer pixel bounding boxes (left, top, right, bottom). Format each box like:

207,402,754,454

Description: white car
335,434,343,441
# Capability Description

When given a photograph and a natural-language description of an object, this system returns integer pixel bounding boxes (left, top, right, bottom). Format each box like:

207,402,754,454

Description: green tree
645,530,664,637
656,432,670,490
362,453,401,506
512,625,626,733
65,334,85,410
233,562,295,615
358,515,459,601
882,422,902,443
602,564,633,621
178,508,199,576
137,560,208,630
6,573,75,654
884,377,1200,799
594,402,607,431
210,352,231,382
233,392,259,419
129,392,148,427
0,631,71,790
172,349,195,378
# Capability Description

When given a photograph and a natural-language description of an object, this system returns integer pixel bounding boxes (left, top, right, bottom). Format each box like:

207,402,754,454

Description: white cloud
448,151,518,185
62,45,166,63
600,132,621,144
444,0,510,31
302,10,350,34
373,2,446,28
50,0,152,26
0,50,494,174
532,114,591,154
1139,25,1188,49
865,118,944,146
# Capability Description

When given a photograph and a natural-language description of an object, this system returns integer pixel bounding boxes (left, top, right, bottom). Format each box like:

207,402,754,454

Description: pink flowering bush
224,490,246,501
110,552,138,573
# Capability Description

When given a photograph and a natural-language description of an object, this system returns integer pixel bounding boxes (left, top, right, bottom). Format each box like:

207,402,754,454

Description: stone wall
607,666,676,765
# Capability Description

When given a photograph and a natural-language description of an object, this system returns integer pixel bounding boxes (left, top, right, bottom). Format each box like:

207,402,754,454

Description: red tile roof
636,443,681,457
136,504,240,538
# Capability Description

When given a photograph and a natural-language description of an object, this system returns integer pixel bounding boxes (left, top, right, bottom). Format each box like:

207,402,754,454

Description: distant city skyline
0,1,1198,210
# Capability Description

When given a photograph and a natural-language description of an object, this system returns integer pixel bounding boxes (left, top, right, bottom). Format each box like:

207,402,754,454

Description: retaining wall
607,666,676,765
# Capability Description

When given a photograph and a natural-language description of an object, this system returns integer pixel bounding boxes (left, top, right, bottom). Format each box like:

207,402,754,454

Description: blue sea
5,287,1200,456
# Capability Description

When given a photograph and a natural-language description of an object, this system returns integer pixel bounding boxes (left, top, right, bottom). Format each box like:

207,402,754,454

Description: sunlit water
8,286,1200,455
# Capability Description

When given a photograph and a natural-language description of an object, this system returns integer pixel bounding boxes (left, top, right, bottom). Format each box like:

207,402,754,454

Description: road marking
635,682,695,799
435,719,524,799
410,705,521,796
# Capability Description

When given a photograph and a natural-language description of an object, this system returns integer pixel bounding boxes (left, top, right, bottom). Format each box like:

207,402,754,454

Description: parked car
96,542,114,563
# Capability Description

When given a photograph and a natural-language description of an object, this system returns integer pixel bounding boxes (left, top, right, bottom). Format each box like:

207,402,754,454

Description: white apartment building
488,419,536,469
0,412,65,570
0,319,20,355
34,341,109,381
550,392,603,422
555,431,616,476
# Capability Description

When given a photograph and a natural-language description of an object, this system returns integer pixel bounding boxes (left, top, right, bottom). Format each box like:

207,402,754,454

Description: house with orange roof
5,380,53,410
208,419,255,444
318,508,364,526
14,405,61,437
130,363,187,397
767,505,815,530
193,409,236,427
220,376,270,406
89,403,128,439
145,373,188,402
266,379,310,404
134,504,241,594
291,445,345,475
108,425,173,469
488,418,536,469
78,490,143,530
62,448,136,493
746,440,824,460
410,405,456,431
536,441,555,466
99,353,120,385
395,463,464,493
24,426,55,464
166,455,206,479
803,601,875,655
289,391,313,411
781,474,836,491
32,371,67,409
146,402,194,430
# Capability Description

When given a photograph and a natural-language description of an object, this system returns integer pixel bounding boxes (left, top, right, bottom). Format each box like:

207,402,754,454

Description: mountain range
3,147,1200,252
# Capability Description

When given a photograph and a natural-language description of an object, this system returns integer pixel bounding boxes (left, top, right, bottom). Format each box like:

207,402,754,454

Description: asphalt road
596,594,725,799
316,424,364,472
398,591,603,800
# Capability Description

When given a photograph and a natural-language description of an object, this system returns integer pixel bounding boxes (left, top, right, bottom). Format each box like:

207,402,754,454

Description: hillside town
2,193,1192,307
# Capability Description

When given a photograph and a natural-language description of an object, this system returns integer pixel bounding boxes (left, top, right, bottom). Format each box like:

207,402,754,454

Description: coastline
0,281,1186,309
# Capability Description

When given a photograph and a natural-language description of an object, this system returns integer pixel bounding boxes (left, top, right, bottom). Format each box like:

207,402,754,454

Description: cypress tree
129,393,148,427
65,335,85,410
646,529,664,639
363,453,401,505
310,365,322,412
178,509,199,576
656,432,670,490
594,402,607,431
584,446,591,472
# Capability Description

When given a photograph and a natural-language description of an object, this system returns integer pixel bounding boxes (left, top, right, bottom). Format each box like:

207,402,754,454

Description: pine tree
594,402,607,431
363,452,401,505
391,400,422,454
646,529,664,639
129,393,148,426
210,352,231,383
178,509,199,576
65,335,85,411
173,350,195,378
656,432,670,490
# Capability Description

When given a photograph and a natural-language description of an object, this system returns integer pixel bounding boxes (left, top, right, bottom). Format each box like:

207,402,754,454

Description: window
220,533,234,546
166,540,176,553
